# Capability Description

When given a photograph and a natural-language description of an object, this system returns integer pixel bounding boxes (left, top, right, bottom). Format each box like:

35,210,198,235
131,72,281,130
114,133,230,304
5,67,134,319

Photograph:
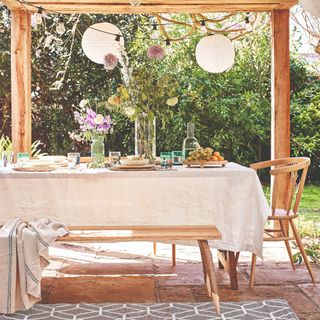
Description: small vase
90,136,105,168
135,115,156,162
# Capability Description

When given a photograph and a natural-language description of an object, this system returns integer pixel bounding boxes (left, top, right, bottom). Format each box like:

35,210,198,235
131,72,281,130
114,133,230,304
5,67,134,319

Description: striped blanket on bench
0,219,68,314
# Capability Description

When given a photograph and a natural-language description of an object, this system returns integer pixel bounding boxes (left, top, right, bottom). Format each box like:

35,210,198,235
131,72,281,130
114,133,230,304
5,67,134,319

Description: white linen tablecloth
0,163,269,256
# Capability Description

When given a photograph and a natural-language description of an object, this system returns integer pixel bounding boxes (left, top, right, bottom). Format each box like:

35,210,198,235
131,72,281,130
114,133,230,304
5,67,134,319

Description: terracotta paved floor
42,241,320,320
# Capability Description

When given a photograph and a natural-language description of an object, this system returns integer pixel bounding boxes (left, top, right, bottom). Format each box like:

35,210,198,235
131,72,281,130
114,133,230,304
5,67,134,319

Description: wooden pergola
1,0,299,296
3,0,296,169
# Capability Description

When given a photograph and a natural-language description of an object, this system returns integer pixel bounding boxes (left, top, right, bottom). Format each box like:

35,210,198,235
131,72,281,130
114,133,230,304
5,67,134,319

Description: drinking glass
109,151,121,166
160,152,173,169
17,152,30,166
67,153,78,169
172,151,183,165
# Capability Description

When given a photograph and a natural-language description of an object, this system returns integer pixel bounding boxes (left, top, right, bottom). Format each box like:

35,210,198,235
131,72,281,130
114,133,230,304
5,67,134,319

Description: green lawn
263,184,320,222
262,184,320,262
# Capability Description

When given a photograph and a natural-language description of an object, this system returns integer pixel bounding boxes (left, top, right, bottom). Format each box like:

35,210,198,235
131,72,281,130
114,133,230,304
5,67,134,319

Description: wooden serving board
184,160,228,168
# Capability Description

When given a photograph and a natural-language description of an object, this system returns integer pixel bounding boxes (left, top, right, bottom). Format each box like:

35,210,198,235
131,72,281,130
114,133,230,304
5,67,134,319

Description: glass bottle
182,123,200,160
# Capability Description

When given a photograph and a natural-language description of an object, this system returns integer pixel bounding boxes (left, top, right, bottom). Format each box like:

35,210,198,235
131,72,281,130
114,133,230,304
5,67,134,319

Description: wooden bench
57,225,222,314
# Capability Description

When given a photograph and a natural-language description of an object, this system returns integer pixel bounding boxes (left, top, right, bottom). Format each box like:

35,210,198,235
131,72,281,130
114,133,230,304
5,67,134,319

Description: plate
184,160,228,168
23,160,57,166
120,159,150,166
23,159,68,168
12,166,57,172
38,155,67,162
110,164,156,171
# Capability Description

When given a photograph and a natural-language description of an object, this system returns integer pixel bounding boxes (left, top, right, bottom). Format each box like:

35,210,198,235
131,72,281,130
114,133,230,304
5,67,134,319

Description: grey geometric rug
0,299,298,319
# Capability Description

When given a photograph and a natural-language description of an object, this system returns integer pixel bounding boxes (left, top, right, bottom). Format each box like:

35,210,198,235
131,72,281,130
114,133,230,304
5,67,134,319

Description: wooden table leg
228,251,238,290
199,241,212,296
198,240,220,314
217,250,239,290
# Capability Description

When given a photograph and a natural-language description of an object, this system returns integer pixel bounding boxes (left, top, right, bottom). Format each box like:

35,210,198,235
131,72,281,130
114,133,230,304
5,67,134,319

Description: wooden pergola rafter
3,0,297,13
2,0,296,204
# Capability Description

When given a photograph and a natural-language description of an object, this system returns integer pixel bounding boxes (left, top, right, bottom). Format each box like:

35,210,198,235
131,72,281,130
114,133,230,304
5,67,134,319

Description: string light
33,7,44,25
18,0,256,45
200,20,207,35
150,23,160,40
165,39,173,55
245,13,253,32
56,17,66,35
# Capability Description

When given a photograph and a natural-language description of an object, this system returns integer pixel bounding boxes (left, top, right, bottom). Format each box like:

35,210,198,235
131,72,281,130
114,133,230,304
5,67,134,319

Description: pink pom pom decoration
103,53,119,70
147,45,164,60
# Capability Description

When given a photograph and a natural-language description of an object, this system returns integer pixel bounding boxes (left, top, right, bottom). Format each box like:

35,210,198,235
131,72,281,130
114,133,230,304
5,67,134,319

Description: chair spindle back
251,157,310,216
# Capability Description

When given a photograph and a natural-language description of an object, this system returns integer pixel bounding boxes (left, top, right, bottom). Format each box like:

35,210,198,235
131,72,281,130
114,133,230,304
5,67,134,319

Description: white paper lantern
81,23,124,64
195,35,235,73
299,0,320,18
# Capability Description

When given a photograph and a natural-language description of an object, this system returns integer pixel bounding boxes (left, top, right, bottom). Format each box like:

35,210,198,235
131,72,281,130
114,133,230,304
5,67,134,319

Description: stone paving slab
298,312,320,320
44,275,157,304
297,283,320,306
60,259,155,276
238,261,319,285
158,287,196,302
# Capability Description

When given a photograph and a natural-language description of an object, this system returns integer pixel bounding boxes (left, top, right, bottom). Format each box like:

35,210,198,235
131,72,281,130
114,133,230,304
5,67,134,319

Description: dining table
0,162,270,290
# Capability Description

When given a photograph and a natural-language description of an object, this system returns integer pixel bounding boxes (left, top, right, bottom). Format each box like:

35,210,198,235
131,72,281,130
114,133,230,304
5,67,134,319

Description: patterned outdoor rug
0,299,298,320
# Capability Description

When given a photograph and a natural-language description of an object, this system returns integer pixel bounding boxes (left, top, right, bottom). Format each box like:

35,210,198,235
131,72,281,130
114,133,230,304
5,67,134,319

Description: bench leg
198,240,220,314
199,241,211,296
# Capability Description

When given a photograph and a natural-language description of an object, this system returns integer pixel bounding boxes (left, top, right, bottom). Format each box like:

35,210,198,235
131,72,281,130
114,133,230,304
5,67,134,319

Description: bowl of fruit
184,147,227,168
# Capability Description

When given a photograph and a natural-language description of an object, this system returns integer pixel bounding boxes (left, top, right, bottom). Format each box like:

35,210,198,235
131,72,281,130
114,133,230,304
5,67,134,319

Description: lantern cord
16,0,257,42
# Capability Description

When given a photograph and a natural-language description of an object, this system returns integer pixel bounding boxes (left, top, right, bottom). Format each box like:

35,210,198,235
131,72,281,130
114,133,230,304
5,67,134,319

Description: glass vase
135,115,156,162
90,135,105,168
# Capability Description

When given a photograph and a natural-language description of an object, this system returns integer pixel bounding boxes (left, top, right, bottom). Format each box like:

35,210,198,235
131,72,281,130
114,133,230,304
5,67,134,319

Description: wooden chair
249,157,316,287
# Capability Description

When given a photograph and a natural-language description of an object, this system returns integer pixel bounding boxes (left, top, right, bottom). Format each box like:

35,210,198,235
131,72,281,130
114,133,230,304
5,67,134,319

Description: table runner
0,163,269,256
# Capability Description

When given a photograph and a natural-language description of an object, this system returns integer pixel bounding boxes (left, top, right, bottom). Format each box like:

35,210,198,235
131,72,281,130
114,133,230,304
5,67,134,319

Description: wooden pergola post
11,10,32,154
271,9,290,211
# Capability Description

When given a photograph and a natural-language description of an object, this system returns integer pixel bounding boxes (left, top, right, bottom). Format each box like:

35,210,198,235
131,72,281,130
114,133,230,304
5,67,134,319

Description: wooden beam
271,10,290,210
20,4,282,13
26,0,296,4
1,0,24,10
11,10,32,155
2,0,297,13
